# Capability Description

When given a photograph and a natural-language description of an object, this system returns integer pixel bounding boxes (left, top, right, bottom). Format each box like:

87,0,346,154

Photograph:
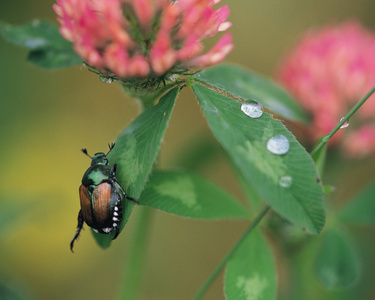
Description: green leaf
236,168,263,212
193,83,324,234
92,87,179,248
314,228,360,289
27,47,81,69
139,170,249,219
225,229,277,300
0,20,62,49
194,63,308,123
0,20,81,68
338,181,375,224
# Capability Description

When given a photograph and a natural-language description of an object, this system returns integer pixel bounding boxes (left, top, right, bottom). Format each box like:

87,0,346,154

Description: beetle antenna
81,148,92,159
106,143,115,155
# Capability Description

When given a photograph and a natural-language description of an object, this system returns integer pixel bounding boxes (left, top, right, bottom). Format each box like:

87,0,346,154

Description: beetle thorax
82,164,112,187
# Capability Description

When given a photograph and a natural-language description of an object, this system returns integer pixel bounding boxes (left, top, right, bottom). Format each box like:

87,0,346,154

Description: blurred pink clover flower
277,21,375,157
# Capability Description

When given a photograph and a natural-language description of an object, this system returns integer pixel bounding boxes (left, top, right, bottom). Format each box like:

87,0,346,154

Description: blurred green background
1,0,375,299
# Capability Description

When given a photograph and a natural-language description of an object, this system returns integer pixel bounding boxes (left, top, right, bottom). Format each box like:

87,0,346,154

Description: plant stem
191,205,271,300
310,86,375,159
117,206,153,300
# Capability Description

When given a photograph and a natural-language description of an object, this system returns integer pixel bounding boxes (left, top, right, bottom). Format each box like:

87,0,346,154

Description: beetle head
81,149,109,166
91,153,109,166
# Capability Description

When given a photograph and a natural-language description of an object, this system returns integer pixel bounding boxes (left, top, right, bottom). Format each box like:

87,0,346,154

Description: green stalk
310,86,375,159
191,205,271,300
117,206,153,300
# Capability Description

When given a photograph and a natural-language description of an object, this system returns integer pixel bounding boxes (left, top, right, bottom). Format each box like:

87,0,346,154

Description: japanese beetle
70,143,137,252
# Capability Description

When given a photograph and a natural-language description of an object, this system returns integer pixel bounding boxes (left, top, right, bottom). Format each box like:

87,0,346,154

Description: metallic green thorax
82,151,112,187
82,164,112,187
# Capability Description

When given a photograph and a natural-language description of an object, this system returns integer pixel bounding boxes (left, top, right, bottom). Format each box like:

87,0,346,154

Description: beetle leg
112,195,123,240
70,210,84,253
125,194,139,204
110,164,117,177
111,177,139,204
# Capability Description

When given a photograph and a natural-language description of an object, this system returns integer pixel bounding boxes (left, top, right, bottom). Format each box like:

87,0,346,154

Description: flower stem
191,205,271,300
117,206,154,300
310,86,375,159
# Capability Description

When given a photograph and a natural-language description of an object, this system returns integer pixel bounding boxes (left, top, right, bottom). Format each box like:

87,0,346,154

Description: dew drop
169,74,178,81
80,63,87,71
279,175,293,188
99,75,114,83
241,100,263,118
339,117,349,129
267,135,290,155
322,135,330,143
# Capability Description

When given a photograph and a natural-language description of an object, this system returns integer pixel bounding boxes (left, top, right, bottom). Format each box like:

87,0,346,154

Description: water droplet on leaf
241,100,263,118
279,175,293,188
99,75,114,83
322,135,330,143
80,63,88,71
267,135,290,155
339,117,349,129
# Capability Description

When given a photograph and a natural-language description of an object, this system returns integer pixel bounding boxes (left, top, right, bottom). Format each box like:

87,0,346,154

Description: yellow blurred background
1,0,375,299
